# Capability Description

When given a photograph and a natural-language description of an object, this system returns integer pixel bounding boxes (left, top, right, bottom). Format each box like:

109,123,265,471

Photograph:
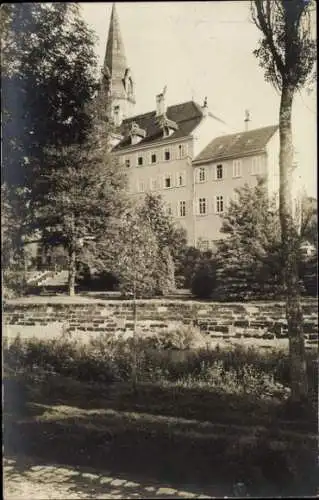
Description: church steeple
102,3,135,123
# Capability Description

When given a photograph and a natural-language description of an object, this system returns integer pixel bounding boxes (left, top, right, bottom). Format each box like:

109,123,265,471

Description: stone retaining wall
3,298,318,349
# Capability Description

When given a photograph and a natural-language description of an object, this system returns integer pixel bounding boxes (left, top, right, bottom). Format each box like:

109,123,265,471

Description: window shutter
213,165,217,181
213,196,217,214
175,172,180,187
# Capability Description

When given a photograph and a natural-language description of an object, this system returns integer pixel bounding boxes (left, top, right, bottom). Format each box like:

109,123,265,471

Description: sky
80,1,317,197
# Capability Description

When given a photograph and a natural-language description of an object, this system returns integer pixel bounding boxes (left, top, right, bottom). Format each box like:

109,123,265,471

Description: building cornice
112,135,192,155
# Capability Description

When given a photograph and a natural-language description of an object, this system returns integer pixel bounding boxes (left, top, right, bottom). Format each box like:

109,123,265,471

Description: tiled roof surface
112,101,204,151
193,125,279,163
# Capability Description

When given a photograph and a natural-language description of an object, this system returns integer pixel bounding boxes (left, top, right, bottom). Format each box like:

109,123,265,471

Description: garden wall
3,297,318,350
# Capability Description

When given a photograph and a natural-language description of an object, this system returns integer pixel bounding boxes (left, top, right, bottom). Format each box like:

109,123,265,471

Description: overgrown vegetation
3,332,318,497
3,333,317,407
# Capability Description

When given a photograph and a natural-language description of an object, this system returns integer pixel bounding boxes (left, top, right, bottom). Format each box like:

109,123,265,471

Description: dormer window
156,114,178,138
128,121,146,145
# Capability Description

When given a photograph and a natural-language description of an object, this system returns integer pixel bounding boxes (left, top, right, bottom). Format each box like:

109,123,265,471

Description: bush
3,333,317,407
191,263,217,299
76,264,119,291
3,270,27,298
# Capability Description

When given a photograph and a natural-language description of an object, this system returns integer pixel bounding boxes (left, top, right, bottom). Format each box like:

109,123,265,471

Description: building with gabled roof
192,125,281,249
102,4,300,250
193,125,279,164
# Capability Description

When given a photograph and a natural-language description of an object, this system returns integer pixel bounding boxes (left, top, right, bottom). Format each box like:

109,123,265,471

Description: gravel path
4,457,215,499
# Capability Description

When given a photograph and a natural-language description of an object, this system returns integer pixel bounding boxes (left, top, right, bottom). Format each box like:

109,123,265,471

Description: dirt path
4,456,216,499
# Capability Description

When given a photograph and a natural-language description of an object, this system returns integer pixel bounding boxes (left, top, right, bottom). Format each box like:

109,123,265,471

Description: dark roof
112,101,205,151
193,125,279,164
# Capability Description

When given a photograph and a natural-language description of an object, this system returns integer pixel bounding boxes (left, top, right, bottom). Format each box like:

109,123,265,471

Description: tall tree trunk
68,246,76,296
279,84,307,402
132,276,137,391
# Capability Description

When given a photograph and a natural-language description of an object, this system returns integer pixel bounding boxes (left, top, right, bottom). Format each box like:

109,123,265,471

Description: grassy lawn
4,369,318,498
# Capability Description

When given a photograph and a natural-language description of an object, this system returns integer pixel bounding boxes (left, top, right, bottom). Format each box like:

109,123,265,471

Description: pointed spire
102,3,135,119
104,3,127,81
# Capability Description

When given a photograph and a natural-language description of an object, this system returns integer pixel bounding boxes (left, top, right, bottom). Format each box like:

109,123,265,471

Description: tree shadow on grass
3,374,318,498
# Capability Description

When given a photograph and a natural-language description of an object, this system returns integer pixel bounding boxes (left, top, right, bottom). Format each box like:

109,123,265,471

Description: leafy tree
251,0,316,401
138,193,189,291
216,180,316,300
35,104,128,296
139,194,187,257
111,211,161,299
2,3,98,191
1,3,99,273
216,180,284,300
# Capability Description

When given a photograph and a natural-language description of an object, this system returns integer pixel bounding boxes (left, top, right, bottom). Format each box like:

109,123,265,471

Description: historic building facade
103,4,300,249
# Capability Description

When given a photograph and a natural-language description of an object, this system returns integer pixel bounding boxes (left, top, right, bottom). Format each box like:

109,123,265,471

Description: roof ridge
221,124,278,139
122,100,203,123
193,124,279,164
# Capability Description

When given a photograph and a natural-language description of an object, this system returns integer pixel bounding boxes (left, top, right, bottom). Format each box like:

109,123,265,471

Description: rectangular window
125,158,130,168
179,201,186,217
216,164,223,179
177,171,186,187
166,203,172,216
233,191,240,203
178,143,187,159
199,197,207,215
138,156,144,166
216,195,224,213
151,153,157,164
201,240,209,251
199,167,206,182
197,239,209,251
164,174,172,188
233,159,242,178
164,149,171,161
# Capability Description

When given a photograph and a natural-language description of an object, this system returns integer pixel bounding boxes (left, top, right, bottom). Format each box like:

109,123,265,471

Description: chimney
244,109,250,131
156,85,167,116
